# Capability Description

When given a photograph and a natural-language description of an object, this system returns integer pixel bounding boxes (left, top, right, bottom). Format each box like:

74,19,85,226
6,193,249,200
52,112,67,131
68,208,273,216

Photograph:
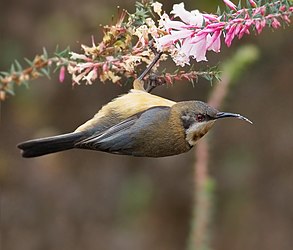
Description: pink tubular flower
223,0,237,11
279,5,286,12
59,66,66,83
203,14,220,22
190,33,209,62
156,1,293,66
248,0,257,8
207,30,222,52
225,24,237,47
156,3,223,65
271,18,281,29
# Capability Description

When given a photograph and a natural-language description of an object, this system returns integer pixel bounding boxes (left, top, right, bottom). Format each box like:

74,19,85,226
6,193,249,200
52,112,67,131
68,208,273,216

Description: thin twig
190,73,230,250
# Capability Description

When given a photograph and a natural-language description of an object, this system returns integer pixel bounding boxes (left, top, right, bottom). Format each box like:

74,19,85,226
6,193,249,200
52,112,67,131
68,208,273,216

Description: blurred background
1,0,293,250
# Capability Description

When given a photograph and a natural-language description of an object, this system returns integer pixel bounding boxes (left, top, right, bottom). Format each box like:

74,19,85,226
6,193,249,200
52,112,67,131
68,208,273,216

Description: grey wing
75,106,170,156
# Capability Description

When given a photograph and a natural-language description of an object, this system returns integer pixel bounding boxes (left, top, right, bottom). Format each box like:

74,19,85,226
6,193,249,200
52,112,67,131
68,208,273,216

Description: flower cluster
66,6,162,86
155,0,293,66
1,0,292,100
0,48,70,100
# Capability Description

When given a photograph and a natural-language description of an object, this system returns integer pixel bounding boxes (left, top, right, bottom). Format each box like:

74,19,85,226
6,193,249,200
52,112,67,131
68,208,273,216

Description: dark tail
17,132,86,158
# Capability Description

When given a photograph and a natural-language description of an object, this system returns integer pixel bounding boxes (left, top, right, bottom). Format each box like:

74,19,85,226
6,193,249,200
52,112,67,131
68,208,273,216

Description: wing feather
76,115,138,150
75,106,170,155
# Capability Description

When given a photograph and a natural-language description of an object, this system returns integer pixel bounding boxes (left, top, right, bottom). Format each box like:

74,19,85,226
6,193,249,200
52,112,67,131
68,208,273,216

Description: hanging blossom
155,4,222,65
1,0,293,100
155,1,293,66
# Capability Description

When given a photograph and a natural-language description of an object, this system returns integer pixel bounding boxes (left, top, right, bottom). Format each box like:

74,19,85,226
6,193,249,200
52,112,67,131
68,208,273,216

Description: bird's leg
133,72,165,92
145,74,166,93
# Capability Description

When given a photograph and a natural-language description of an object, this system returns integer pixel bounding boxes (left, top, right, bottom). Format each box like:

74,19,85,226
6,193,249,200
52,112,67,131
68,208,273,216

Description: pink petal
234,23,242,36
156,29,194,50
179,36,193,59
189,34,206,49
282,15,291,24
59,66,66,83
225,24,237,47
164,19,188,31
223,0,237,11
156,35,174,47
202,14,219,22
190,34,208,62
206,22,225,29
170,29,195,40
255,21,263,34
207,30,222,52
249,0,257,8
271,18,281,29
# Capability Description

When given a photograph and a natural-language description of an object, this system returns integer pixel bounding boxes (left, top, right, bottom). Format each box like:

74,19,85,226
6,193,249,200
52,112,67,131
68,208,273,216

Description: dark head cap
175,100,218,115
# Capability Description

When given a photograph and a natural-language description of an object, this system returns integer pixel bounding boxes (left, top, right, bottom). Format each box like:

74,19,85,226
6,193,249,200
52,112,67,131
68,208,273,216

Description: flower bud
223,0,237,11
249,0,257,8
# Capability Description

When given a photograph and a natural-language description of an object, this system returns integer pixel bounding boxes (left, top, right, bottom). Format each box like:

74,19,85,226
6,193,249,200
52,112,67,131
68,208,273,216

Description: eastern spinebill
17,80,252,158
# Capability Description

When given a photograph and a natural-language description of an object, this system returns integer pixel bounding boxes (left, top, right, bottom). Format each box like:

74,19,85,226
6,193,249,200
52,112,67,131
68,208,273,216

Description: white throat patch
185,121,215,146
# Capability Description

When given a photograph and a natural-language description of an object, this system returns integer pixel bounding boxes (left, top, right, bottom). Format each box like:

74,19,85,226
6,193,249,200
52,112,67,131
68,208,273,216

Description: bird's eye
196,114,205,122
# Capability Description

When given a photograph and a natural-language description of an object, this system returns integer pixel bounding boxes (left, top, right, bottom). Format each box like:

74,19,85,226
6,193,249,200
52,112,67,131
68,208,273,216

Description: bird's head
173,101,252,146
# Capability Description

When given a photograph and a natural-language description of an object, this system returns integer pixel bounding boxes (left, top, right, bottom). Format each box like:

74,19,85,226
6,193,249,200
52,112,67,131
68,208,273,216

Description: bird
17,80,252,158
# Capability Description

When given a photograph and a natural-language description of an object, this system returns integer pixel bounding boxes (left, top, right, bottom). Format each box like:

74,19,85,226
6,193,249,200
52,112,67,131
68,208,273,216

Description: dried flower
0,90,6,101
152,1,163,16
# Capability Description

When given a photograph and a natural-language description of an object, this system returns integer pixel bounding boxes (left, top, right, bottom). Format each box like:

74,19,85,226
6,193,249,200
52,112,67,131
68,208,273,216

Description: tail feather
17,132,86,158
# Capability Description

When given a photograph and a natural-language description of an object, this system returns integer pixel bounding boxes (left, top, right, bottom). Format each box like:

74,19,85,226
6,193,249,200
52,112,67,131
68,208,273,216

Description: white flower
171,3,203,26
76,62,95,71
69,52,88,61
152,2,163,16
83,68,97,85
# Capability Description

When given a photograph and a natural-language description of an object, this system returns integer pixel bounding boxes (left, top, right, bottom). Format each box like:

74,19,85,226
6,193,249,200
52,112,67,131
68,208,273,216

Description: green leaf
238,0,242,9
216,6,222,16
6,84,15,96
14,60,23,72
10,63,16,74
55,46,71,58
24,58,33,66
40,68,51,79
190,78,195,87
42,47,48,59
0,71,10,76
22,80,30,88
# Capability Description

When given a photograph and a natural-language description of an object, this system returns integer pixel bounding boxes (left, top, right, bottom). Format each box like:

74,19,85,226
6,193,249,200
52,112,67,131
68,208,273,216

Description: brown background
1,1,293,250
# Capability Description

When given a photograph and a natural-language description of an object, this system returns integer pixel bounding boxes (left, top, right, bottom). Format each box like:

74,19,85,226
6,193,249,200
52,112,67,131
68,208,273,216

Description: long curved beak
216,112,253,124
